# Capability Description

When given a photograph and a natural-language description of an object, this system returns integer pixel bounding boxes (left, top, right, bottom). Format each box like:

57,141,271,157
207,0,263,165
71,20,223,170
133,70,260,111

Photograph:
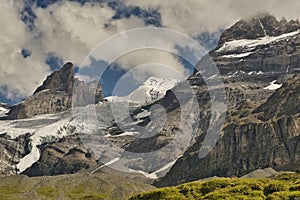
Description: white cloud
126,0,300,35
34,1,146,65
33,1,195,84
0,0,49,101
113,49,190,80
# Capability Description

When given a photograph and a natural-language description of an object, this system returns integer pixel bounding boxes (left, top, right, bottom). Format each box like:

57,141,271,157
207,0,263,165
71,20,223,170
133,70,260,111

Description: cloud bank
126,0,300,35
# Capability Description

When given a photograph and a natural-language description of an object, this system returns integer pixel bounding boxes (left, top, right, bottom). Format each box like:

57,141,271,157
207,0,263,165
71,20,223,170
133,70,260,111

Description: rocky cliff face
152,14,300,187
7,62,103,119
34,62,74,95
155,76,300,186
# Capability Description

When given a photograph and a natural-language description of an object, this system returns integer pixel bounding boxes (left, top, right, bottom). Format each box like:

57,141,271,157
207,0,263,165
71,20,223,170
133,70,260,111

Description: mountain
152,13,300,187
6,62,103,120
130,77,180,104
106,77,179,104
0,63,104,175
212,13,300,76
218,12,300,45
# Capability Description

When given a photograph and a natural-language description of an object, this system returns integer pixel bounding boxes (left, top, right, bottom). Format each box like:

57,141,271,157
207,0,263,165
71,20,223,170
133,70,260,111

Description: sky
1,0,300,104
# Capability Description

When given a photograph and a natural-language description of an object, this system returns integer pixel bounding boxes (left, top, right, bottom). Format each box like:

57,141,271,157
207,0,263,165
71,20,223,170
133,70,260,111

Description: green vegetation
0,184,25,200
1,172,300,200
36,186,58,198
0,172,155,200
129,172,300,200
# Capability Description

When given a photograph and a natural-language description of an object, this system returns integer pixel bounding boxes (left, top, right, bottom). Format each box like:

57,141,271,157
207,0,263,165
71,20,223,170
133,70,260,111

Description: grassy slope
0,172,155,200
129,172,300,200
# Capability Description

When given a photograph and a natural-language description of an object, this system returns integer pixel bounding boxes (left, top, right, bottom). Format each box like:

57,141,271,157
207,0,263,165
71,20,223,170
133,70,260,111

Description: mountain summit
34,62,74,95
7,63,103,119
219,12,300,45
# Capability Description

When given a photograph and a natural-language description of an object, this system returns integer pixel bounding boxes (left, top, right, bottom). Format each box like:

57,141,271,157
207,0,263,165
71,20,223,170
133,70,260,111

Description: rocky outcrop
7,62,103,119
241,168,277,178
23,134,97,176
34,62,74,95
0,133,31,175
253,75,300,121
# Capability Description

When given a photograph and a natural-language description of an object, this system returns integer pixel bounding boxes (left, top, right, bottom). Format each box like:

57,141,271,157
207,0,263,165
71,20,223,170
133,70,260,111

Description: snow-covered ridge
217,30,300,56
106,77,180,105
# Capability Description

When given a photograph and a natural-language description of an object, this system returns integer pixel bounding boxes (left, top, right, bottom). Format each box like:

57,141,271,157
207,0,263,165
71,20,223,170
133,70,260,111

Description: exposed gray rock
34,62,74,95
0,102,9,109
241,168,278,178
155,75,300,187
218,12,300,45
0,133,32,175
23,134,97,176
7,62,103,119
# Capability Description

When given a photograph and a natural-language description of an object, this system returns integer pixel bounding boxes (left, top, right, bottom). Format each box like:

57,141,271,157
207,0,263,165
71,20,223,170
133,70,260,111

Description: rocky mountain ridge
219,12,300,45
6,62,103,120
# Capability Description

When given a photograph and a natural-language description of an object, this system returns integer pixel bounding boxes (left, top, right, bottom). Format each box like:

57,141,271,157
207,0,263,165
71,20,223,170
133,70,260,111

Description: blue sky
1,0,299,104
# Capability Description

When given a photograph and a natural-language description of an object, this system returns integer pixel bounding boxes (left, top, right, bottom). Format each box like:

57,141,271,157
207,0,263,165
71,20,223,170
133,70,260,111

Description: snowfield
105,77,179,105
217,30,300,56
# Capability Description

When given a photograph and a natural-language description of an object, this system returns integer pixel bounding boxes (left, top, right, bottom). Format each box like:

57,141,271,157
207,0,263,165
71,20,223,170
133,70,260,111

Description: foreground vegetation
129,172,300,200
1,171,300,199
0,172,154,200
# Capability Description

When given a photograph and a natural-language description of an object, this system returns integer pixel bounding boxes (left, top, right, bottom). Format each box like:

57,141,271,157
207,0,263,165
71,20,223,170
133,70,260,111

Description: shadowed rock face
6,62,103,119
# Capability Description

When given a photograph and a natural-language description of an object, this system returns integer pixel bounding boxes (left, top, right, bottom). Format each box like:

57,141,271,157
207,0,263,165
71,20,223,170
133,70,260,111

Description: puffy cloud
33,1,194,84
113,49,190,81
34,1,146,65
126,0,300,35
0,0,49,101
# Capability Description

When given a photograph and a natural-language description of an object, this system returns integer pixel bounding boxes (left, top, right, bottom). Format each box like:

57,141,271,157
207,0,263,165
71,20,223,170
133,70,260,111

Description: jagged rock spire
34,62,74,95
7,62,103,119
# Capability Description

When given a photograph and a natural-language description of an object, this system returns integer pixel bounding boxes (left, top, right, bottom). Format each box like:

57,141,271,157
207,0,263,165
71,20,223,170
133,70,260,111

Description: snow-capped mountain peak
106,77,180,104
